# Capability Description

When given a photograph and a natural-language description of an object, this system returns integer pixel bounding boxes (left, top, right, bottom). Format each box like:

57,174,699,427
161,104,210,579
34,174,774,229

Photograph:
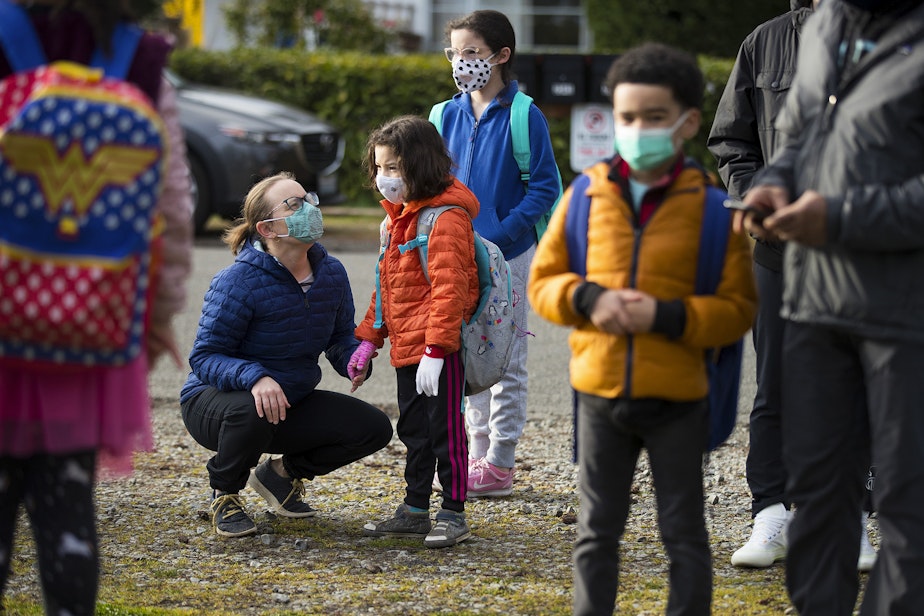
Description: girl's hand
348,340,378,380
251,376,290,424
415,355,444,397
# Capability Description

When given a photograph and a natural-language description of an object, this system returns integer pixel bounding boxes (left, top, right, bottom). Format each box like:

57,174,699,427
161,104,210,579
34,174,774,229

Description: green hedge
170,48,734,206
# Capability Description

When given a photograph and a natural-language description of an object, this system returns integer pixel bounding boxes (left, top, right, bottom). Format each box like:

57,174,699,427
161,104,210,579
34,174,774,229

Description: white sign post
569,103,615,173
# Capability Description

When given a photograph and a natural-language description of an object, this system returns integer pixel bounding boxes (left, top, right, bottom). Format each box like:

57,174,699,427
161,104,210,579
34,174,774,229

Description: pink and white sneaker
467,458,513,497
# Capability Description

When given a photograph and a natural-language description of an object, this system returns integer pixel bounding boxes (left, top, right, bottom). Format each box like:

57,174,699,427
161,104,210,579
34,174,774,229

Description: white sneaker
731,502,791,568
858,512,877,572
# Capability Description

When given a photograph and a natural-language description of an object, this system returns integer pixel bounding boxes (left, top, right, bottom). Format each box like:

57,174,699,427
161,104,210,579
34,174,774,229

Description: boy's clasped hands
589,289,657,336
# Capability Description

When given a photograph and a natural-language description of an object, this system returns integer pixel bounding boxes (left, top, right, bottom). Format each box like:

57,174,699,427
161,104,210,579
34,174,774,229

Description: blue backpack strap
428,100,449,135
696,186,731,295
564,173,593,276
698,185,743,451
90,22,142,79
562,172,594,463
0,0,47,71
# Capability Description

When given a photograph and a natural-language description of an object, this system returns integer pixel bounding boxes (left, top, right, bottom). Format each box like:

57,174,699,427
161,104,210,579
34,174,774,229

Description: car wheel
188,153,212,234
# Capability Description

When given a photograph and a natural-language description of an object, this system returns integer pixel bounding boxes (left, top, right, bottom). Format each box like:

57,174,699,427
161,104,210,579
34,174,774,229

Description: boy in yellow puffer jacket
527,43,757,616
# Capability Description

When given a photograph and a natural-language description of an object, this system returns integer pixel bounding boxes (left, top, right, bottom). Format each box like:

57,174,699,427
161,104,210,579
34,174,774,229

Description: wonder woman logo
0,132,159,220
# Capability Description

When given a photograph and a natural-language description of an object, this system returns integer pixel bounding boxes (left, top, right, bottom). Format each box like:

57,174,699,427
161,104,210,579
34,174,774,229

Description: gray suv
166,70,344,233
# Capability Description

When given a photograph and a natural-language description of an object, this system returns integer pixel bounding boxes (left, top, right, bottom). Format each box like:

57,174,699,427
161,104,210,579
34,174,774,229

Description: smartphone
723,199,769,223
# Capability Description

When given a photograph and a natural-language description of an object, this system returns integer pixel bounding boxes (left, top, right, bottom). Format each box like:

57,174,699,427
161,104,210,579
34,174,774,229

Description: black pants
748,264,874,514
572,394,711,616
0,451,98,615
395,351,468,512
182,387,393,493
747,262,788,515
783,322,924,615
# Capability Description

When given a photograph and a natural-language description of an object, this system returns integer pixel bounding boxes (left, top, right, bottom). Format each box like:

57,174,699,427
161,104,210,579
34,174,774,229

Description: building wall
183,0,589,53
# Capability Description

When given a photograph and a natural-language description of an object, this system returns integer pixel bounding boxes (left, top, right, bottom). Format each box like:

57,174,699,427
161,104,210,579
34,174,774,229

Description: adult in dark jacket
180,172,393,538
708,0,877,572
741,0,924,613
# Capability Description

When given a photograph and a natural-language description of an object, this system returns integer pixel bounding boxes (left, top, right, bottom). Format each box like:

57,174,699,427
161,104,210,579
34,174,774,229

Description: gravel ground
3,228,877,615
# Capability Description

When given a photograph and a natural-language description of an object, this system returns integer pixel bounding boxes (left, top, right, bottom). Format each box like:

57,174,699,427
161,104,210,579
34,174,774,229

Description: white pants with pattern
465,243,534,469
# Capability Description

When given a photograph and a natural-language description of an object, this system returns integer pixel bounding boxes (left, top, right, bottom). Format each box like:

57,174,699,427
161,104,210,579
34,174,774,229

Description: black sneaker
363,503,432,537
210,492,257,538
247,459,317,518
424,509,471,548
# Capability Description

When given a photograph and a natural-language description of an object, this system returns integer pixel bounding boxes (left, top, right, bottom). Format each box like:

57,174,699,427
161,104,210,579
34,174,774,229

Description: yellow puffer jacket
528,161,757,400
355,178,481,368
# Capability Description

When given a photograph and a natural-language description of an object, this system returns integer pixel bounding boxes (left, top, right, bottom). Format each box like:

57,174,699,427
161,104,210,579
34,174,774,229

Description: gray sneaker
424,509,471,548
210,492,257,538
247,459,316,518
363,503,432,537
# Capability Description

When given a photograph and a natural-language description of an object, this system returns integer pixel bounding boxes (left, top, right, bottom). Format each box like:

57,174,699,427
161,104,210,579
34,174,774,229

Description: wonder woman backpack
0,1,166,367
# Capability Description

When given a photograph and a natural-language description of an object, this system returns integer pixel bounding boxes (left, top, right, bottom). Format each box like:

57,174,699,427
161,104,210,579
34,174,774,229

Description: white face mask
451,52,497,94
376,174,406,205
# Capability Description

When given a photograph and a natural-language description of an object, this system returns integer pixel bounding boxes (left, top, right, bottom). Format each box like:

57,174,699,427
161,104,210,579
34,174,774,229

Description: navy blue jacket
180,239,360,405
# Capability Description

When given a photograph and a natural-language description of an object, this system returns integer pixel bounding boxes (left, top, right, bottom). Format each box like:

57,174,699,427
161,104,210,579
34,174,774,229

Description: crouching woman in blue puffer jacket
180,172,393,538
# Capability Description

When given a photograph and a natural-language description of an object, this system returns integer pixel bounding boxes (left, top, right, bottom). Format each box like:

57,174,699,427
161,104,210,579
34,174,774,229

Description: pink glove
348,340,378,380
415,354,444,397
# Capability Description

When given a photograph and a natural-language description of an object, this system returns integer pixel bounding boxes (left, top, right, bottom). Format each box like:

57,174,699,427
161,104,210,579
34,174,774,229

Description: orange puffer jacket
355,178,481,368
528,161,757,401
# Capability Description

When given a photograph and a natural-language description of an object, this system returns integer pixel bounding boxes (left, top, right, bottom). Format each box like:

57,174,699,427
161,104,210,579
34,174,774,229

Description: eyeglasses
269,192,319,216
444,46,484,63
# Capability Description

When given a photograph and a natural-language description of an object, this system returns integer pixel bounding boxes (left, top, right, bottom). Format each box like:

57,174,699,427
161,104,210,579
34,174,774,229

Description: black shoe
247,459,317,518
210,492,257,538
363,503,432,537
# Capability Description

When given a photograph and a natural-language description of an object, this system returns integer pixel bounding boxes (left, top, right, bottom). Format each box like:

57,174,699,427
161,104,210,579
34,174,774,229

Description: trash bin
540,54,586,104
587,54,620,104
513,53,539,97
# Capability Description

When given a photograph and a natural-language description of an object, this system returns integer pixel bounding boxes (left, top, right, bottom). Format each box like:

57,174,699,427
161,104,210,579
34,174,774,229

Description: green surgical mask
614,111,690,172
264,197,324,244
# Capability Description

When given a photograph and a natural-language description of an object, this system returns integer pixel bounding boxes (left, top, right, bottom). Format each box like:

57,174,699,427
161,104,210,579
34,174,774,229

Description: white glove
415,354,444,397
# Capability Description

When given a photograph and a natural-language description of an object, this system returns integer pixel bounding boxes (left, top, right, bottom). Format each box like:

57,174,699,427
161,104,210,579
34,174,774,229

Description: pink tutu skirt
0,357,154,477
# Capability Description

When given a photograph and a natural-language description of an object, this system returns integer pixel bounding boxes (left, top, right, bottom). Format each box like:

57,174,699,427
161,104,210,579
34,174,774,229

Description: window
429,0,589,53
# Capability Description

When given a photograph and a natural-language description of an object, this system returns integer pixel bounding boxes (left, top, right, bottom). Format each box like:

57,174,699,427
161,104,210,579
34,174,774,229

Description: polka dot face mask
451,52,498,94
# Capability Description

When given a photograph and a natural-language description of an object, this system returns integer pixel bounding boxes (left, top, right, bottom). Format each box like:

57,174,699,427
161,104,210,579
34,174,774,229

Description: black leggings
0,451,98,615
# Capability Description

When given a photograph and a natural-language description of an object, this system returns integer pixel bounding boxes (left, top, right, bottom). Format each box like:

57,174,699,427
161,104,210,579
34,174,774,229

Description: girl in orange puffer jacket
349,115,480,549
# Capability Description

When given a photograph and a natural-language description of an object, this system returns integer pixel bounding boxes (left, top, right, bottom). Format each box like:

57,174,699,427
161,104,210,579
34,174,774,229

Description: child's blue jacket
439,80,561,259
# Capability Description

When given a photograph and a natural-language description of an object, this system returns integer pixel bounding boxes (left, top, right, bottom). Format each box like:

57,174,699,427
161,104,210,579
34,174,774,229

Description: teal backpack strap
373,216,390,328
511,90,563,242
399,205,461,283
428,100,450,135
510,91,533,185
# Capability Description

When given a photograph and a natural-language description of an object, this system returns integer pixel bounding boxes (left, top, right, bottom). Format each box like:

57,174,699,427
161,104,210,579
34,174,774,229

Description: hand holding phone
723,199,769,223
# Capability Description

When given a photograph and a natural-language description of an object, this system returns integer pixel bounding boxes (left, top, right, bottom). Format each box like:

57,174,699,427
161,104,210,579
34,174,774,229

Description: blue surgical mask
265,199,323,244
614,111,691,172
376,174,406,205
